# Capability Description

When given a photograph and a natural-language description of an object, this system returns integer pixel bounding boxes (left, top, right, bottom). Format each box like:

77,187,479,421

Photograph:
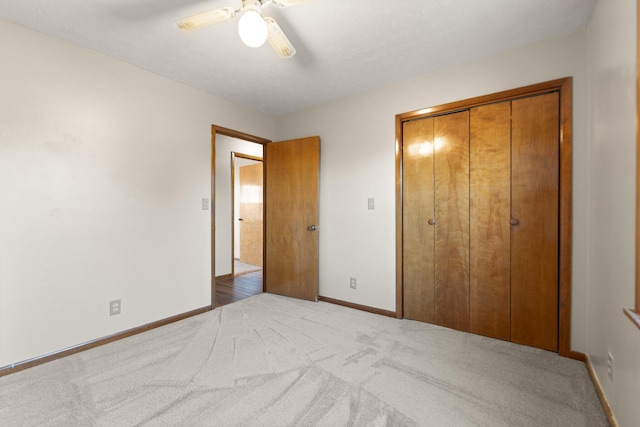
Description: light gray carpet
0,293,607,426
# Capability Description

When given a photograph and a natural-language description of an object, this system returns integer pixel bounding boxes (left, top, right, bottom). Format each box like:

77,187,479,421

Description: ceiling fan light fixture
177,0,302,58
238,8,267,47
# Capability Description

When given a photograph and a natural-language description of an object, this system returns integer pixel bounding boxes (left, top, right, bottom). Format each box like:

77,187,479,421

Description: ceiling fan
177,0,308,58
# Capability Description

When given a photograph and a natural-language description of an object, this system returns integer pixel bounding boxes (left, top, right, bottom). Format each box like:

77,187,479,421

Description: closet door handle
427,218,436,225
510,218,520,226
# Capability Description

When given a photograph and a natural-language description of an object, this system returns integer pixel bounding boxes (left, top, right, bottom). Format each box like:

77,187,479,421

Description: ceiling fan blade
271,0,311,8
265,17,296,58
176,7,237,31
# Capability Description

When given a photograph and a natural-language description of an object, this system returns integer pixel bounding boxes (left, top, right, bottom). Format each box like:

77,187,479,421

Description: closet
402,90,560,352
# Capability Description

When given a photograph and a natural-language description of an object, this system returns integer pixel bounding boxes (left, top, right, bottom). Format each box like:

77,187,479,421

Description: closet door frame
395,77,575,358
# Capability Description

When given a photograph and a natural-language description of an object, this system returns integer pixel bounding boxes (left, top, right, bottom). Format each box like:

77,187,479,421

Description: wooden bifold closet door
469,101,512,342
510,93,559,351
403,92,560,352
402,111,470,331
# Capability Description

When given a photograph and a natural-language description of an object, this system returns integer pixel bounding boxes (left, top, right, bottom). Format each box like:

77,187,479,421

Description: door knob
510,218,520,226
308,225,319,231
238,218,244,221
427,218,436,225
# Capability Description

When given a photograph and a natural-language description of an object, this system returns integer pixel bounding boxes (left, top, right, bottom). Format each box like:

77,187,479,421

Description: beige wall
0,18,275,367
586,0,640,425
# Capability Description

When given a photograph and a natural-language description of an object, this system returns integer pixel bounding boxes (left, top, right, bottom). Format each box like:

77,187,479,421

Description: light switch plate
202,198,209,210
368,198,375,210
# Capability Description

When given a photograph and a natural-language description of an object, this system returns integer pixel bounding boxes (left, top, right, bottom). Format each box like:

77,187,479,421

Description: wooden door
434,111,470,331
239,163,263,267
402,111,471,330
511,92,559,351
469,102,512,340
264,136,320,301
403,118,436,323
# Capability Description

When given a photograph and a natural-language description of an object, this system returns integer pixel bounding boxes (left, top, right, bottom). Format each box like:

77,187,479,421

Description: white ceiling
0,0,597,117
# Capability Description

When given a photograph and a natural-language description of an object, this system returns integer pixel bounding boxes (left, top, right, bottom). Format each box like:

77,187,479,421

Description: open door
238,162,263,268
264,136,320,301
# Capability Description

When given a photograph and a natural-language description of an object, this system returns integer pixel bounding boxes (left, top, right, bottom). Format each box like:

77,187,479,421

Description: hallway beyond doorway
216,270,262,307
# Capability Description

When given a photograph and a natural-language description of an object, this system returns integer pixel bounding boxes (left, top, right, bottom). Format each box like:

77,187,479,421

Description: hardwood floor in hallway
215,270,263,307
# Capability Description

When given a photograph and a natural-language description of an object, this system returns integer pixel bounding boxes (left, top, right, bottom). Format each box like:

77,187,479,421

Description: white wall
214,136,263,276
277,31,590,350
586,0,640,425
0,18,275,367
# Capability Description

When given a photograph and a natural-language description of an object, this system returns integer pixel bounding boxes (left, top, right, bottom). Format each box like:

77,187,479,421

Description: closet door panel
434,111,470,331
402,118,436,323
469,102,512,340
511,92,559,351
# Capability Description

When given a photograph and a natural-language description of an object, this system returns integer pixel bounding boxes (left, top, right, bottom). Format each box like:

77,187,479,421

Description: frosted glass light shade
238,10,267,47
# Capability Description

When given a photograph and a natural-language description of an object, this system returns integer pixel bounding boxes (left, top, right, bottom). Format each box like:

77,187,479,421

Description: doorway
212,126,269,308
211,125,321,308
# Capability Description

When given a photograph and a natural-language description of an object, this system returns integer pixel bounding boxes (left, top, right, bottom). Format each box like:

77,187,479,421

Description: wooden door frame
211,125,271,308
231,152,263,277
395,77,575,357
628,0,640,328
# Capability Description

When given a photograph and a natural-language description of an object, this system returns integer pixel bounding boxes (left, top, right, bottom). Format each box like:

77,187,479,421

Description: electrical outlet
110,299,121,316
607,352,614,382
350,277,357,289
